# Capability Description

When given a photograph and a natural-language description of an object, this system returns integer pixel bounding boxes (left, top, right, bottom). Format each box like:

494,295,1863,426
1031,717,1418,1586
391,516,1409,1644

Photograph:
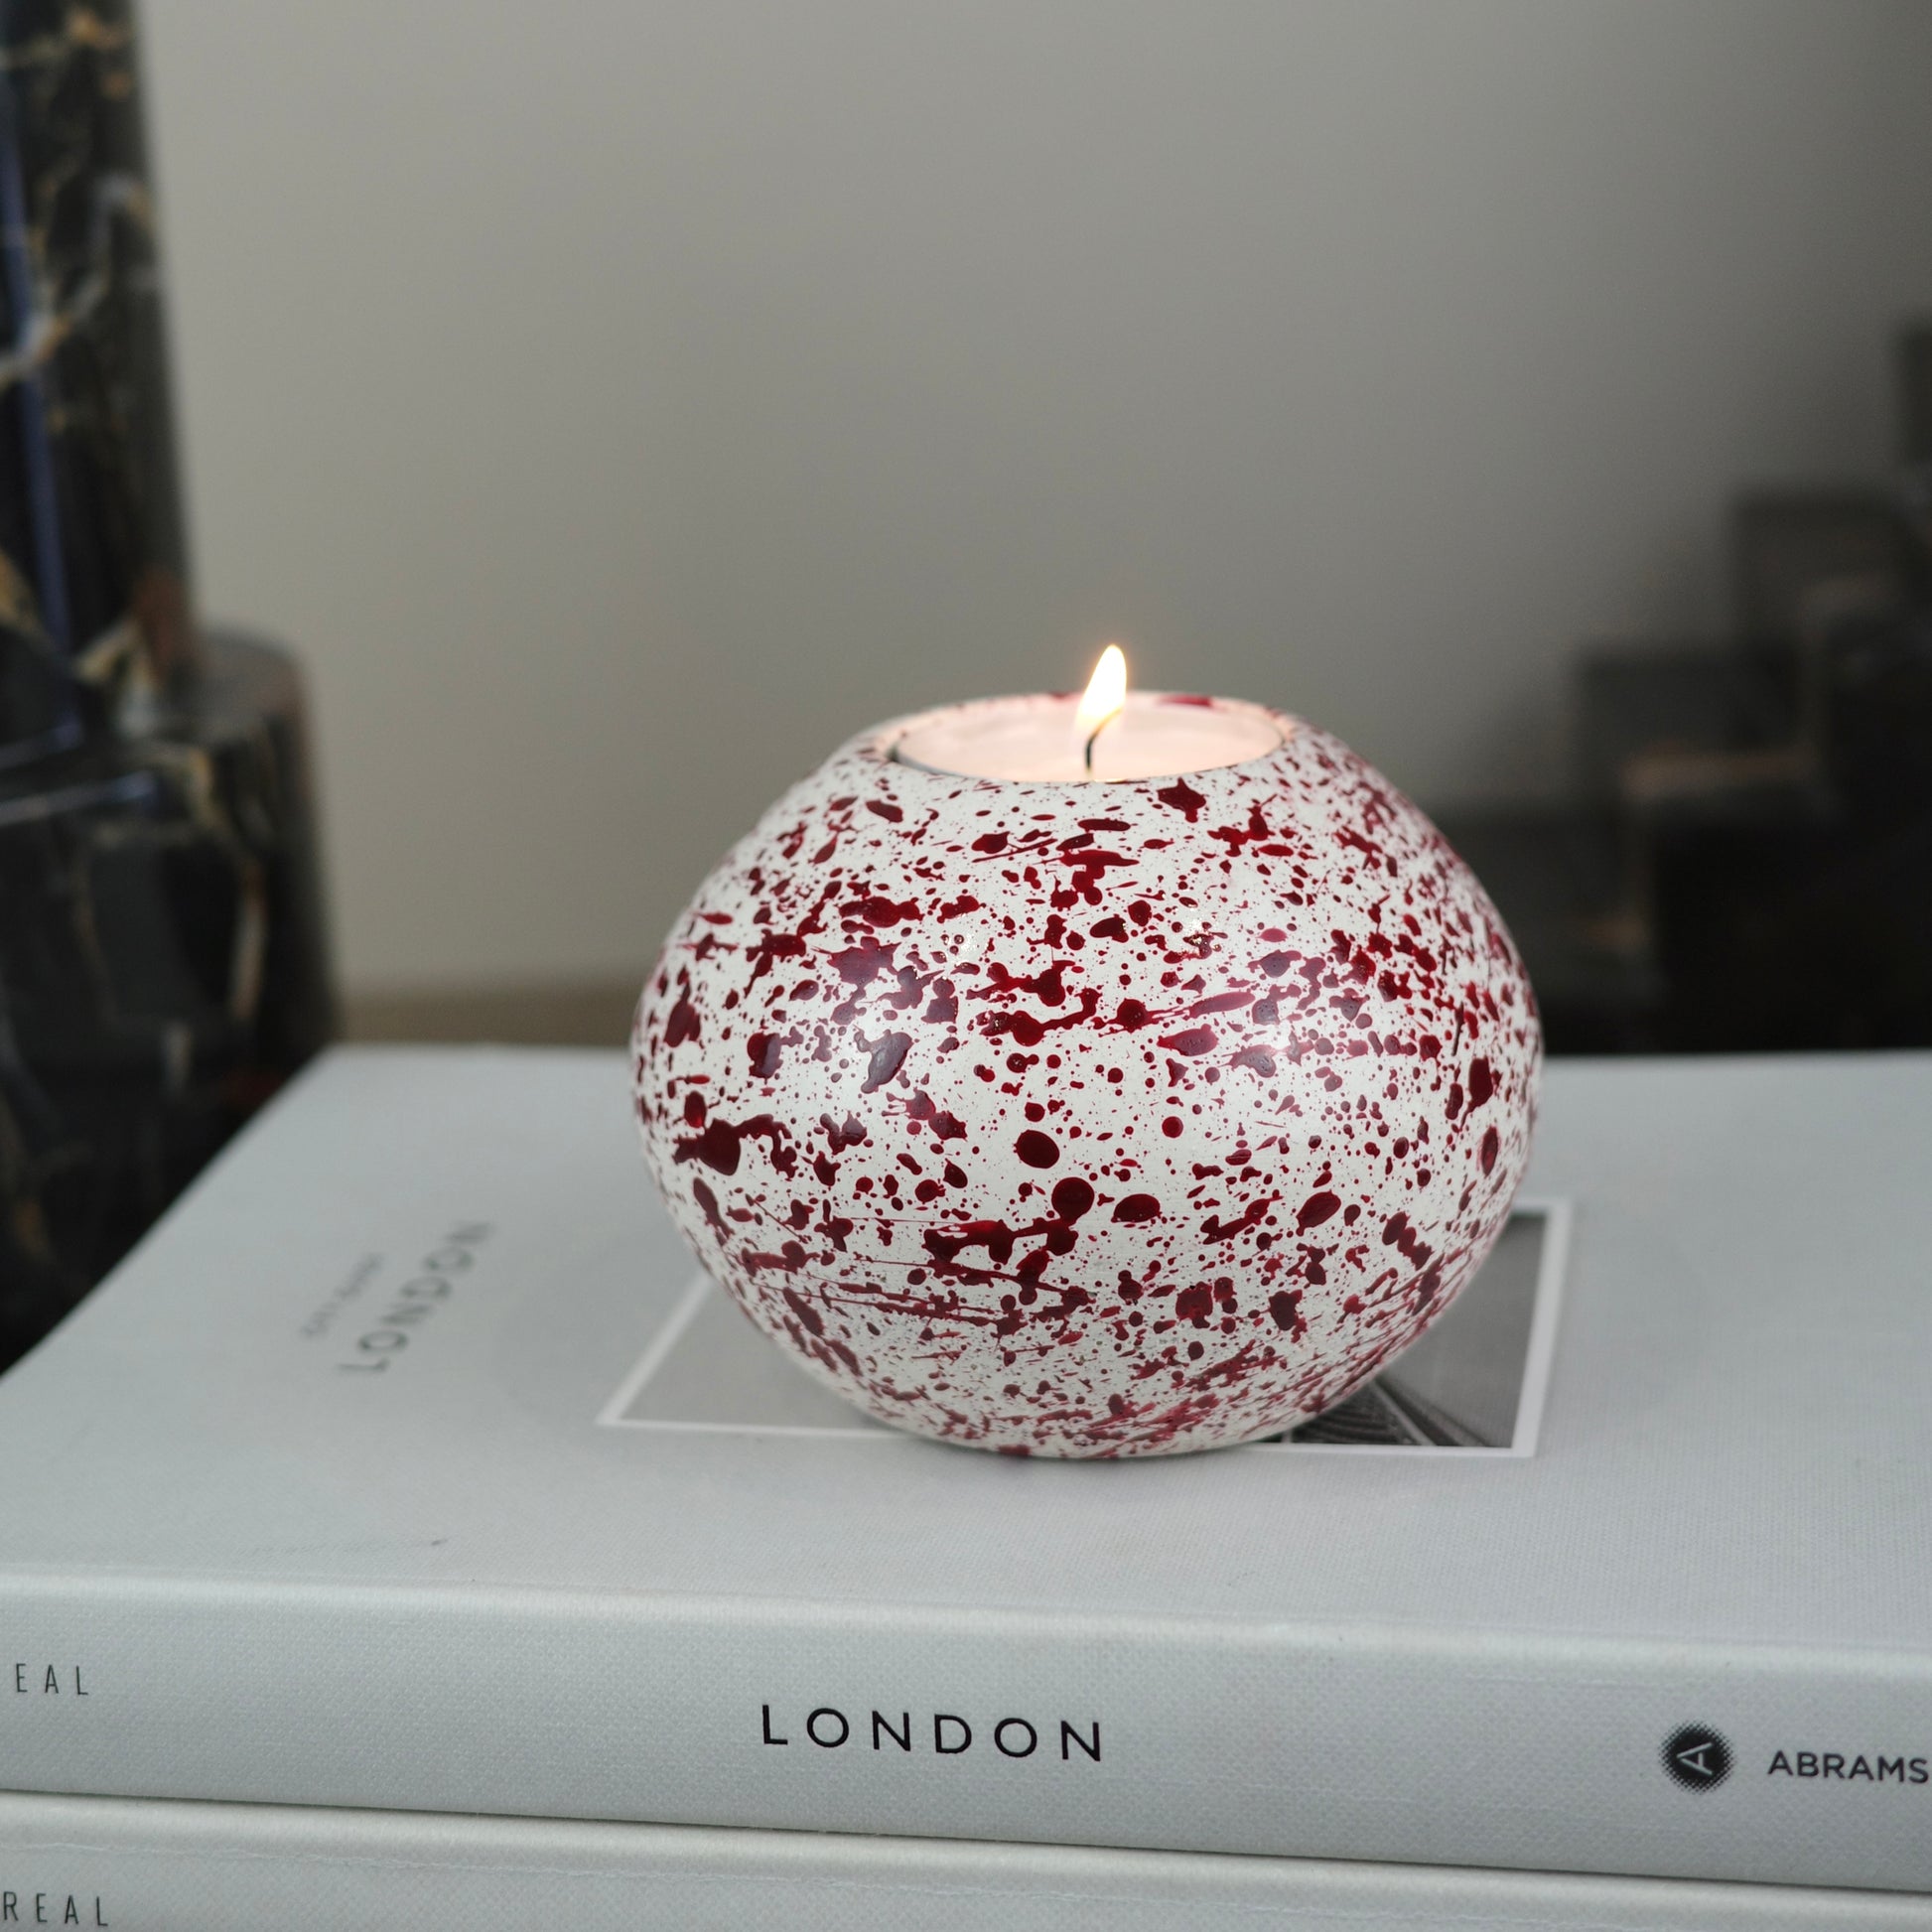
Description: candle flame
1075,643,1128,739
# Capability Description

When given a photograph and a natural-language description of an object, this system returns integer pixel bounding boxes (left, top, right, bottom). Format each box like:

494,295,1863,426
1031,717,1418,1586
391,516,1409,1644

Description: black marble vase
0,1,335,1367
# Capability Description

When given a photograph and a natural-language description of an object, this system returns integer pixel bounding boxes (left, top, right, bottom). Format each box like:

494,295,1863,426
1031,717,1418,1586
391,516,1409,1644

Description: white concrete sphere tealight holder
633,669,1541,1457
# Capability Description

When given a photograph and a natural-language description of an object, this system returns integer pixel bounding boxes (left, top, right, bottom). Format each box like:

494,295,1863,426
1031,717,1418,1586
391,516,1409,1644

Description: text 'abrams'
762,1705,1099,1763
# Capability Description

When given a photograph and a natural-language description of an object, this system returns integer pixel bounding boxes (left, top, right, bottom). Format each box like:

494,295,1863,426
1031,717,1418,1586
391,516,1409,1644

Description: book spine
0,1792,1911,1932
2,1577,1929,1894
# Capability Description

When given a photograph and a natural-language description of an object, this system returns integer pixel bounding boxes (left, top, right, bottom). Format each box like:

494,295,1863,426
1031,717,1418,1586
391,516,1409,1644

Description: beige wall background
141,0,1932,998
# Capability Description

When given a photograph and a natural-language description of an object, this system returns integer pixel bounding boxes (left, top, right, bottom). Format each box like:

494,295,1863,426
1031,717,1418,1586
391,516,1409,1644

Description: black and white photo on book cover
602,1201,1572,1455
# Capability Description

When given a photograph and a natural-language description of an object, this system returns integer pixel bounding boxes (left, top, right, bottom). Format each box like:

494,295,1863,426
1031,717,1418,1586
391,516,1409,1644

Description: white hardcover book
0,1791,1924,1932
0,1046,1927,1894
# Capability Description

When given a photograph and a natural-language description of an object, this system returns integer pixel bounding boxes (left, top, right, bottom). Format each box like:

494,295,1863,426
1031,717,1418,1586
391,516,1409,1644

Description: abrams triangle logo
1662,1724,1731,1791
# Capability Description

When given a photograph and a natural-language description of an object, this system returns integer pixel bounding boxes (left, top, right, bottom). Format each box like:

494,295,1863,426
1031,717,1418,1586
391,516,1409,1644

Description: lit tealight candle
894,644,1283,782
633,639,1541,1460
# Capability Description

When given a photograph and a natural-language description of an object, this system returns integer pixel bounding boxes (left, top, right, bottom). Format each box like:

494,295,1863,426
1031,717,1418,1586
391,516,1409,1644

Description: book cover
0,1790,1921,1932
0,1045,1927,1892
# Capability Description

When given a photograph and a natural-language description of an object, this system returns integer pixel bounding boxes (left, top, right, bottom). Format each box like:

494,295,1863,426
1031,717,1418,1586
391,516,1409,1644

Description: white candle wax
892,691,1285,783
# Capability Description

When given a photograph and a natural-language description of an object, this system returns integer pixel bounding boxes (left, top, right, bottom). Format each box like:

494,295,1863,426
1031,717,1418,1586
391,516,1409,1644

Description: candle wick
1083,711,1120,775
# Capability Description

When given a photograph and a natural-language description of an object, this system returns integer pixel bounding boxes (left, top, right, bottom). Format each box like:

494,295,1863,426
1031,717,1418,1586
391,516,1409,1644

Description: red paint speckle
1297,1191,1341,1231
1160,1027,1218,1056
1156,777,1207,821
1051,1176,1095,1220
860,1032,912,1092
1268,1290,1307,1338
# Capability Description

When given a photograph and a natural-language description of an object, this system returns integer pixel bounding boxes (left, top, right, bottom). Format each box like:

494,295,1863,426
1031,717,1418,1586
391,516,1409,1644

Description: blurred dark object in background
0,3,333,1371
1443,320,1932,1057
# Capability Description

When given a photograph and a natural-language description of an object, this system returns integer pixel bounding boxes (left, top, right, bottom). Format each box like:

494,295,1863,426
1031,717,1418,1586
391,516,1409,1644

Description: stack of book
0,1046,1926,1930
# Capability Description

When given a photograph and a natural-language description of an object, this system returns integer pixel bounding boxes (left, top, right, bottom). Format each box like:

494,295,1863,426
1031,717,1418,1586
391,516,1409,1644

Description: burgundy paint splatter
633,697,1540,1458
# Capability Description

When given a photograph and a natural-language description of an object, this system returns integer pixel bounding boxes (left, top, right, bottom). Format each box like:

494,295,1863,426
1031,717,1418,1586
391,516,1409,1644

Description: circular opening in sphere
892,691,1286,782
